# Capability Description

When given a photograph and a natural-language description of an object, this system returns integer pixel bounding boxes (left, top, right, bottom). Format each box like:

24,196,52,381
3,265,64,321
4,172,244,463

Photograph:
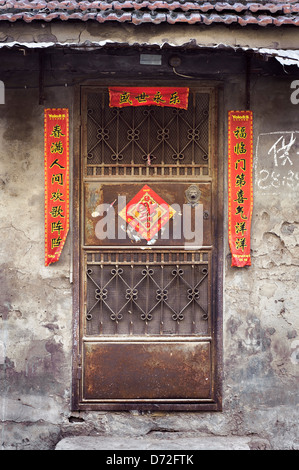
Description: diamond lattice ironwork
85,254,209,336
85,90,210,177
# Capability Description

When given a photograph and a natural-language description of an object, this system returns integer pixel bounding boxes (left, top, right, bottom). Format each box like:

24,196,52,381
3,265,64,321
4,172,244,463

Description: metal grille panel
85,251,210,337
85,90,210,177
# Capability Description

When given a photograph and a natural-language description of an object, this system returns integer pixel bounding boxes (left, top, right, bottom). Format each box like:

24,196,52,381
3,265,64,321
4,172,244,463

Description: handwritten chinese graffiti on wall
228,111,253,267
44,108,69,266
255,131,299,194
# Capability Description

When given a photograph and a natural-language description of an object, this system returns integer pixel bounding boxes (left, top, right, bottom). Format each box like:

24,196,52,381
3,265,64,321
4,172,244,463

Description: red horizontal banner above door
109,87,189,109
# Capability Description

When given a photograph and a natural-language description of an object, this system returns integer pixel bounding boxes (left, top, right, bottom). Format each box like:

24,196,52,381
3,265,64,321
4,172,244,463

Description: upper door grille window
84,90,210,177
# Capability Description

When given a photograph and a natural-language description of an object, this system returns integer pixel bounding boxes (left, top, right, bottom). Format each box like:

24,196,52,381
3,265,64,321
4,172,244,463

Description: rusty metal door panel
84,182,212,247
72,84,222,411
83,341,211,401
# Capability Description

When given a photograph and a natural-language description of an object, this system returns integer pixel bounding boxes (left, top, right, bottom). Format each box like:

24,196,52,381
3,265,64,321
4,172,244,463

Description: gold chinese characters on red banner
109,87,189,109
228,110,253,267
44,108,69,266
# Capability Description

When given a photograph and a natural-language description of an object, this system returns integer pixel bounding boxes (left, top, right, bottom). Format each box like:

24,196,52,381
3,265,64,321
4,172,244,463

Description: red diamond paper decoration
119,185,176,241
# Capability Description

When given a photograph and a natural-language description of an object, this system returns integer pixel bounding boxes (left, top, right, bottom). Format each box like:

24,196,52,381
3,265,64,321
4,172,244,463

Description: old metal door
72,84,222,410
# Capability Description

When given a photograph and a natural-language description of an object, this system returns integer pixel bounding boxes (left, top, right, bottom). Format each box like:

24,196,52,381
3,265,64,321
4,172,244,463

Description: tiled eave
0,1,299,26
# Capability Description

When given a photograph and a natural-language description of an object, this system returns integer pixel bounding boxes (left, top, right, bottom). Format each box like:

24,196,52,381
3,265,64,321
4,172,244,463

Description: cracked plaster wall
0,47,299,450
1,22,299,50
0,85,73,449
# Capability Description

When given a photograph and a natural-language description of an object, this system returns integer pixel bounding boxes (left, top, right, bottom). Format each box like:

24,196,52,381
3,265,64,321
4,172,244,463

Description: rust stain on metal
83,341,211,400
84,182,212,246
72,85,222,411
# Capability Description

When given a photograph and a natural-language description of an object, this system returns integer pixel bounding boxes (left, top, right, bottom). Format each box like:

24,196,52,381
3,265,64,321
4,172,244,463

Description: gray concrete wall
0,46,298,450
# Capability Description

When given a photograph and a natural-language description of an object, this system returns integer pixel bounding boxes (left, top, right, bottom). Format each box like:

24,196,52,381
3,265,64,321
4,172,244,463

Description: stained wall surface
0,43,298,450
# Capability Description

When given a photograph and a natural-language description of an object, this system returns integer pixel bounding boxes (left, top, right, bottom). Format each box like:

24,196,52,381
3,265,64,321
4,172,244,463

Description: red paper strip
44,108,69,266
109,87,189,109
228,110,253,267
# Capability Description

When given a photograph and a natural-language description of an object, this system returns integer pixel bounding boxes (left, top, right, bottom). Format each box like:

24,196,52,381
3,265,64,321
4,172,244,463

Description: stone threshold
55,435,251,450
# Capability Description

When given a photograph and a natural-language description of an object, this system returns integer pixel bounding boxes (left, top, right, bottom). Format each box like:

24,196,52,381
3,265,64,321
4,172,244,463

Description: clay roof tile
0,0,297,26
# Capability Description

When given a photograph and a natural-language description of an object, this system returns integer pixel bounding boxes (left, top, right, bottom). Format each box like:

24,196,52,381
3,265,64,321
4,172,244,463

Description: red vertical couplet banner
44,108,69,266
228,110,253,267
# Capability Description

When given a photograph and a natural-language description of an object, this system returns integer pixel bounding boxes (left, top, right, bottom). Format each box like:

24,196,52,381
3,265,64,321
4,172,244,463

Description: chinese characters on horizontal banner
44,108,69,266
109,87,189,109
228,111,253,267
